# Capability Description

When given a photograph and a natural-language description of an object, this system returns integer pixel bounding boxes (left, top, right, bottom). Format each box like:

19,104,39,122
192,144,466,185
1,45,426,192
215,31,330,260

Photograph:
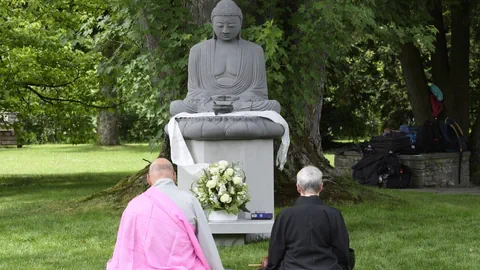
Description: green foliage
90,1,212,143
5,0,479,144
373,0,437,52
284,1,377,131
1,0,107,143
243,21,290,101
322,40,413,140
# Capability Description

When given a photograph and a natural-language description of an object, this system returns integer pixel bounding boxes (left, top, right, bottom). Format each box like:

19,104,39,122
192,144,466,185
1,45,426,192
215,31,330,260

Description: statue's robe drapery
170,39,280,115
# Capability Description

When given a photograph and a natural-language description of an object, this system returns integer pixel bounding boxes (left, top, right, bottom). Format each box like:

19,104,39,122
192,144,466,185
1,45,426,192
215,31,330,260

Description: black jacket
266,196,350,270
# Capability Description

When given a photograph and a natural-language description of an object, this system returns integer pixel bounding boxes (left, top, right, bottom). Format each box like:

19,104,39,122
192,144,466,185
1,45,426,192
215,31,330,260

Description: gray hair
296,166,323,193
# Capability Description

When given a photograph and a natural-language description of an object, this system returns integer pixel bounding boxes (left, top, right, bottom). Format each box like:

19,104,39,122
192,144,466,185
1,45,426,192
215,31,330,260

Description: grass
0,144,158,175
0,144,159,269
1,144,480,269
325,153,335,166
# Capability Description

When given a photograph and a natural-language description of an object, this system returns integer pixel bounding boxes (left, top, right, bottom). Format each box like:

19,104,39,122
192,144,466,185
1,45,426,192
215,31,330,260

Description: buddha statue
170,0,281,116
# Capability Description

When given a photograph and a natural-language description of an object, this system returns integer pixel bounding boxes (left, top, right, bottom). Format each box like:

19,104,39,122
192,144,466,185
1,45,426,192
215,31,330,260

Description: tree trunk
470,111,480,185
447,0,471,135
97,109,119,146
307,96,325,157
189,0,216,25
427,0,450,91
274,60,358,206
274,124,359,206
97,41,120,146
398,42,432,125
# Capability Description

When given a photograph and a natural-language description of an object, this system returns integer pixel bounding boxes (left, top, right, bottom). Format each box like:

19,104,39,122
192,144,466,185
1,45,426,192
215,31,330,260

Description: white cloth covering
167,111,290,170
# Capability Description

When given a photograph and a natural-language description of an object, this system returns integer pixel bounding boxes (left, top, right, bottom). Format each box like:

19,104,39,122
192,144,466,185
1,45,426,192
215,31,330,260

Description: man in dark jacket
264,166,351,270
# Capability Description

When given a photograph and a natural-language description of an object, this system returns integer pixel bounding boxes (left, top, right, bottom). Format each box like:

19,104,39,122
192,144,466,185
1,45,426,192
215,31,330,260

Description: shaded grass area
0,143,158,176
0,173,124,269
0,144,157,269
1,145,480,269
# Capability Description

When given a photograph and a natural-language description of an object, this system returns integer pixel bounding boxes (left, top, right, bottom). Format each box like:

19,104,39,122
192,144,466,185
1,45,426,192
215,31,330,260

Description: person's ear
296,183,302,195
147,174,152,186
319,183,324,193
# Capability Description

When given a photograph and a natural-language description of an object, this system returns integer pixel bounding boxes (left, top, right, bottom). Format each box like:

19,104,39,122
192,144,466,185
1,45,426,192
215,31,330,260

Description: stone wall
335,151,363,176
335,151,471,187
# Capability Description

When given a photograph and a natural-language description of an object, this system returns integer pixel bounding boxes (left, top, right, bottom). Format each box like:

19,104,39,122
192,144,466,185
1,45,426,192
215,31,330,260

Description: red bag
430,93,443,117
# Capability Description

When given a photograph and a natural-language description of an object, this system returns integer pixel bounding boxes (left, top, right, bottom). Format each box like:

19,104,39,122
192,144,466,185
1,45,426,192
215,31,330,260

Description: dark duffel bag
369,132,415,154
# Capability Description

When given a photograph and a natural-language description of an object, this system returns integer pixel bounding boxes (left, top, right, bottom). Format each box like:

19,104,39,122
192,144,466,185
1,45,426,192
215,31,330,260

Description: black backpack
415,120,443,153
352,152,386,186
439,117,468,152
378,154,412,189
381,165,412,189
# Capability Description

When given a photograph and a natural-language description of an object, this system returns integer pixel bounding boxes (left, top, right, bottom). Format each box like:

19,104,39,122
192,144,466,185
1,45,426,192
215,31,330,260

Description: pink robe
107,187,210,270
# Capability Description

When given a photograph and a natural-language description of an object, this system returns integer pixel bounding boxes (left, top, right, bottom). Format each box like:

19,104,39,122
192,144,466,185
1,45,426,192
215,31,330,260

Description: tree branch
19,84,118,109
16,74,81,89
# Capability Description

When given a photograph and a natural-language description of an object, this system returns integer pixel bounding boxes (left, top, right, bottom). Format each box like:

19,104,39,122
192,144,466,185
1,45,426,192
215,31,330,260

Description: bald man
107,158,224,270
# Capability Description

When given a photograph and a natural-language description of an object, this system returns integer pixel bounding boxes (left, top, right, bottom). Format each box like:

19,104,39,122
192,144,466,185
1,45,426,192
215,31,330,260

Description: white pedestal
177,139,275,245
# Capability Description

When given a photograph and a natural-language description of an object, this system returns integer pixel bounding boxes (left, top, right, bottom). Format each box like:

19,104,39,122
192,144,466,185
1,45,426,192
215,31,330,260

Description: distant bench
0,129,21,148
335,151,470,187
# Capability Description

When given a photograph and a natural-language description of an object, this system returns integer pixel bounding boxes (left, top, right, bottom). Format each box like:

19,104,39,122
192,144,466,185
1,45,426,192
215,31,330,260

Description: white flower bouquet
191,160,250,215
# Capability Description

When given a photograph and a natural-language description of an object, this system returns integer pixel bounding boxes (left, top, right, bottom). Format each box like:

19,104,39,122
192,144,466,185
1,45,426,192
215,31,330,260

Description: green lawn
1,144,479,269
325,153,335,166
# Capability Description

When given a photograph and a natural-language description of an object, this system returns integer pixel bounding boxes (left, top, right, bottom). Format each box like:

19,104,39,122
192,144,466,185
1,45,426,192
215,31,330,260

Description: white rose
220,194,231,203
209,167,219,175
225,168,234,177
218,161,228,171
233,176,243,185
229,186,235,194
212,175,219,182
206,180,216,188
218,160,229,167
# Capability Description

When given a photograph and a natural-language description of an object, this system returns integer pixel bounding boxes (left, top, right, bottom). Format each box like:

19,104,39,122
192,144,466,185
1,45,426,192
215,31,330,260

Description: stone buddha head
211,0,243,41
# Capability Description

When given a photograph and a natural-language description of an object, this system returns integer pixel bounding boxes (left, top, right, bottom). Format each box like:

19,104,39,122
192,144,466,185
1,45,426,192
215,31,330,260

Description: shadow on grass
0,172,132,198
47,144,157,154
0,195,121,269
2,144,159,154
